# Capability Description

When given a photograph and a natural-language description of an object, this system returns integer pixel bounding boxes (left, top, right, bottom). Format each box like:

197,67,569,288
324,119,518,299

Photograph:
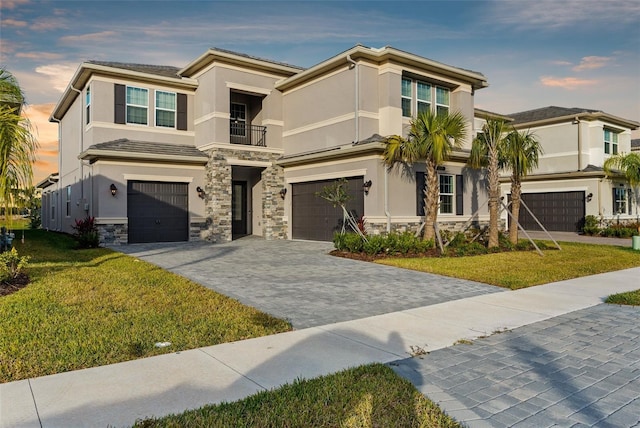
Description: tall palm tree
383,109,467,242
501,129,542,244
604,152,640,214
469,119,509,248
0,68,38,221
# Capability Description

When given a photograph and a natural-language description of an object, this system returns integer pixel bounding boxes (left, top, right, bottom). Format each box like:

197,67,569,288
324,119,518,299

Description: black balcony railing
230,121,267,147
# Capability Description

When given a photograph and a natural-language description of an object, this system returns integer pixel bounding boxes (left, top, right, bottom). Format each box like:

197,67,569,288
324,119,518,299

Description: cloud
573,56,612,72
0,0,29,10
2,18,28,27
35,64,77,92
30,17,69,31
550,60,572,66
23,103,59,181
16,52,64,60
540,76,598,90
59,31,117,44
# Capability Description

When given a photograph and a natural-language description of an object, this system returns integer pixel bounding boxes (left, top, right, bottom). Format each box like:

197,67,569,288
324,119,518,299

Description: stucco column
204,150,232,243
262,164,287,240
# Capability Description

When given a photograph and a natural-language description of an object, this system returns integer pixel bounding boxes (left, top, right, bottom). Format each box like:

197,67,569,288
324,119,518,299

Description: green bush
334,232,434,256
363,235,386,255
72,216,100,248
582,215,600,235
450,242,487,257
0,248,29,283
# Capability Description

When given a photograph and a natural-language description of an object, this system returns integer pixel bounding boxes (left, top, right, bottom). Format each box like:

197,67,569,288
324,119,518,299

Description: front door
232,181,247,237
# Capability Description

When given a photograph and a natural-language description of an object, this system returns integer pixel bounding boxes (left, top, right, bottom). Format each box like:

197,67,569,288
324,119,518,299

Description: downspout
50,115,62,231
384,168,391,233
347,55,359,143
574,117,582,171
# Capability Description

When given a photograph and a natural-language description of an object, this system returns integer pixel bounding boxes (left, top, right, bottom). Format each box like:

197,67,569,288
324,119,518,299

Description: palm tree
0,68,38,221
469,119,509,248
604,152,640,214
501,129,542,244
383,109,467,242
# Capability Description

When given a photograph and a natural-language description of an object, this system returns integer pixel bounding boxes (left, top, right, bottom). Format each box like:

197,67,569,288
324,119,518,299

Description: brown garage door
515,191,585,232
292,177,364,241
127,181,189,243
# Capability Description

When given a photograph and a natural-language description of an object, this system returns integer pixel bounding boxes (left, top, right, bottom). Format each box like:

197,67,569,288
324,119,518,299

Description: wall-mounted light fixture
436,165,446,172
363,180,373,195
110,183,117,197
196,186,206,199
586,192,593,202
279,188,287,199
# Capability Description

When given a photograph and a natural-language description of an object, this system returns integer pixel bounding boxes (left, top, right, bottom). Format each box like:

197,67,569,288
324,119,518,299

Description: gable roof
509,106,639,130
79,139,208,164
474,108,513,122
86,61,181,78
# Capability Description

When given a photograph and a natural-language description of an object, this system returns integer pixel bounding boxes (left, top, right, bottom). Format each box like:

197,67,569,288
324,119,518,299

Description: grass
376,241,640,289
0,218,29,230
133,364,462,428
0,230,291,383
606,290,640,306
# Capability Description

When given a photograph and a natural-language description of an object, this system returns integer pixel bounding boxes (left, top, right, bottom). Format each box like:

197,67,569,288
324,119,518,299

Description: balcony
230,121,267,147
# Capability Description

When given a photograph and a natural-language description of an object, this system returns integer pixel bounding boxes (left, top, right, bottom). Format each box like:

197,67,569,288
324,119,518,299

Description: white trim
519,186,589,193
286,169,367,184
283,112,357,138
154,90,177,129
95,217,128,224
262,119,284,127
226,81,272,95
280,64,350,94
378,64,402,75
539,151,579,159
123,174,194,183
97,160,204,170
194,111,230,125
284,154,381,172
190,61,290,80
87,75,197,93
126,85,149,126
90,121,195,137
366,216,422,223
198,142,284,154
227,158,272,167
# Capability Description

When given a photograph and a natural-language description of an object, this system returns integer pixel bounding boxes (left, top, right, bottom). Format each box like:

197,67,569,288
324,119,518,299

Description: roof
631,139,640,151
508,106,639,130
36,172,59,189
86,61,181,78
79,139,208,164
276,45,488,92
474,108,513,122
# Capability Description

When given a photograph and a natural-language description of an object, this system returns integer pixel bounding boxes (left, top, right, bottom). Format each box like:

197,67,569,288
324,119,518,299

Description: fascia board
500,170,606,183
78,149,208,165
277,142,386,167
514,113,639,131
179,49,303,77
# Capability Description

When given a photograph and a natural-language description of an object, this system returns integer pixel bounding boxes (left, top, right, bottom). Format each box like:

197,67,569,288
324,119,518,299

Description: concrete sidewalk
2,267,639,428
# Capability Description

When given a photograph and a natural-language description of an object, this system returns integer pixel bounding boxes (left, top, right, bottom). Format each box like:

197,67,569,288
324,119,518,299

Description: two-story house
44,45,490,244
501,106,639,232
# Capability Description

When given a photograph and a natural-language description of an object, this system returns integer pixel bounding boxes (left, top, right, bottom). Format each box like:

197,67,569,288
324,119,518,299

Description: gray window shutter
416,172,426,216
177,93,187,130
114,84,126,124
455,174,464,215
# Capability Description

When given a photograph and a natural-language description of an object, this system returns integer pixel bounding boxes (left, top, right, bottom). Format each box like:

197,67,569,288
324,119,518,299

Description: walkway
2,267,638,427
524,230,633,247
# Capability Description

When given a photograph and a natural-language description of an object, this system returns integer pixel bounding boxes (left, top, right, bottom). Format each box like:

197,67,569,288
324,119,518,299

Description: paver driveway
116,237,503,328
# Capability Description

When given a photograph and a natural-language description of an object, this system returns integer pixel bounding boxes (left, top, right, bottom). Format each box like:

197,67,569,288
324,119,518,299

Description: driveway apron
116,237,503,328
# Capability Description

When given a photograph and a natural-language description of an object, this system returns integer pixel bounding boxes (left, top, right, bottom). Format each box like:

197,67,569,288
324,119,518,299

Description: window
230,102,246,136
85,85,91,124
155,91,176,128
402,78,450,118
604,129,618,155
66,186,71,217
613,187,630,215
126,86,148,125
439,174,454,214
401,78,412,117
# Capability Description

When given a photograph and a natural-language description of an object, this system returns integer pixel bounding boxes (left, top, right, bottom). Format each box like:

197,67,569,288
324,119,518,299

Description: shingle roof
87,139,208,159
87,61,182,78
509,106,601,125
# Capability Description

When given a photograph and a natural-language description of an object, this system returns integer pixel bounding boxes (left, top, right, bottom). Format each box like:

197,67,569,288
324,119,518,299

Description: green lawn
606,289,640,306
376,242,640,289
0,230,291,382
134,364,462,428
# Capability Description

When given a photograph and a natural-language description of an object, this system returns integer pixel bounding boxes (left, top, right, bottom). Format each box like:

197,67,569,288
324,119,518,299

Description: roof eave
179,49,303,78
276,142,386,167
513,112,640,130
78,149,208,165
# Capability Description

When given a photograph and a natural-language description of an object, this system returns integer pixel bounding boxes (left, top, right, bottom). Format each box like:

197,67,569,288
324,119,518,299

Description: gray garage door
127,181,189,243
292,177,364,241
515,191,585,232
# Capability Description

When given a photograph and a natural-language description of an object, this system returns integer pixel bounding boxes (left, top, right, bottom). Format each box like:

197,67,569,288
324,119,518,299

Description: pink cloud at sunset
540,76,598,90
24,103,58,183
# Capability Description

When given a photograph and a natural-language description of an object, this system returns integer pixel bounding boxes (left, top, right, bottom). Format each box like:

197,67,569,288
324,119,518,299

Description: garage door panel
128,181,189,243
515,191,585,232
292,177,364,241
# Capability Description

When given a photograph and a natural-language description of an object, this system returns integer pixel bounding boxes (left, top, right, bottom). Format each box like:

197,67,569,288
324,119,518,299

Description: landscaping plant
72,216,100,248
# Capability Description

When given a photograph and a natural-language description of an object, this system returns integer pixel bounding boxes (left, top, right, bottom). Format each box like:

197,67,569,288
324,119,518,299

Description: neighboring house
47,45,491,244
502,106,640,232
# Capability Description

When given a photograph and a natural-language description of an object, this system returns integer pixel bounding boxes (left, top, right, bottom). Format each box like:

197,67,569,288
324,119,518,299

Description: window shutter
177,93,187,130
114,84,126,124
612,188,617,214
416,172,426,216
455,174,464,215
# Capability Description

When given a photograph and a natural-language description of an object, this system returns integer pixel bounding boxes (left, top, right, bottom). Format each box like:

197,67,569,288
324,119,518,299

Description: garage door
292,177,364,241
515,191,585,232
127,181,189,243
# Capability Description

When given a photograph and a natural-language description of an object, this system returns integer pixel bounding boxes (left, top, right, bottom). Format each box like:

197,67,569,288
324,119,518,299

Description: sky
2,0,639,183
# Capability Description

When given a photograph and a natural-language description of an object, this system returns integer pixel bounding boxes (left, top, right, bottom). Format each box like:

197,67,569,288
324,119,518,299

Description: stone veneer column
262,164,287,240
204,150,232,243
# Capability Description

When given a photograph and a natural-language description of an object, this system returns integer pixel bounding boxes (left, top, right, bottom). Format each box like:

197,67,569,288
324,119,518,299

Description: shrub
0,248,30,283
582,215,600,235
451,242,487,257
72,216,100,248
363,235,386,255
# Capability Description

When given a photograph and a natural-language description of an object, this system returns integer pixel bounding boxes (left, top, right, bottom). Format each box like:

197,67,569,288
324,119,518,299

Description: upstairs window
126,86,148,125
230,102,247,137
604,129,618,155
85,85,91,124
402,77,450,118
155,91,176,128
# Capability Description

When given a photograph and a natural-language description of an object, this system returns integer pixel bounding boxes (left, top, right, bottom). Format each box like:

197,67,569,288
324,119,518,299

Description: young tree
0,69,38,221
469,119,509,248
501,129,542,244
604,152,640,214
383,109,467,242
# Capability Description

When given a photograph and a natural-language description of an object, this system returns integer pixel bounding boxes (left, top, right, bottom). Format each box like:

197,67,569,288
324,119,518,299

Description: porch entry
232,181,247,237
231,165,265,239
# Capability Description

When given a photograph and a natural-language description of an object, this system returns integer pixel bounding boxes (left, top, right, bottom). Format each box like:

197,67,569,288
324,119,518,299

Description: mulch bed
0,274,30,297
330,249,441,262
